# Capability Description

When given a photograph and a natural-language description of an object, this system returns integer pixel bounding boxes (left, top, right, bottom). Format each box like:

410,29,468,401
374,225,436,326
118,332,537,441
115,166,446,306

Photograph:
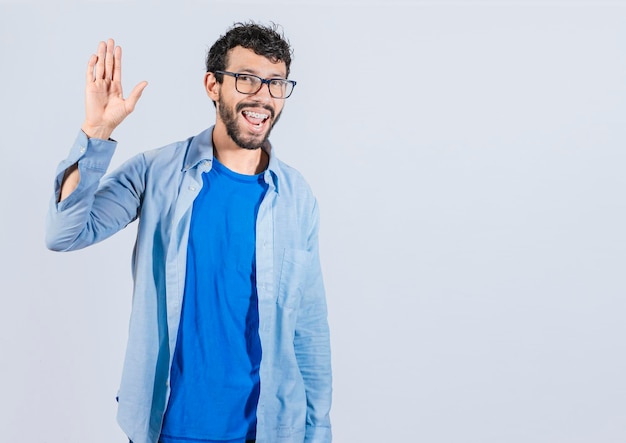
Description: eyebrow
236,67,287,79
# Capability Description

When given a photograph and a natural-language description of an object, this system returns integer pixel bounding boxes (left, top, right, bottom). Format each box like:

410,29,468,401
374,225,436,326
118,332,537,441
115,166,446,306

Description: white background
1,1,625,442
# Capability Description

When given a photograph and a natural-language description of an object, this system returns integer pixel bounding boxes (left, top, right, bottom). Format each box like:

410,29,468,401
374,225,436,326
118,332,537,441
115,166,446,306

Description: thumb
126,81,148,112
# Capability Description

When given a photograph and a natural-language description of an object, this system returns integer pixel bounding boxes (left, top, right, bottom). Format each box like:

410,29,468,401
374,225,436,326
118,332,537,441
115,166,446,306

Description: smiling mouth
242,110,270,129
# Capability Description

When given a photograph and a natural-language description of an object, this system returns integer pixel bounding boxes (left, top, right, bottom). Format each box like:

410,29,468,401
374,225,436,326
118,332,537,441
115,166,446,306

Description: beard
218,95,282,151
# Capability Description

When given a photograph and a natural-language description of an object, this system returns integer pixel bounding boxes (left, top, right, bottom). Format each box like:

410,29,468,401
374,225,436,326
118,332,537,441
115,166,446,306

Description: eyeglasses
215,70,297,99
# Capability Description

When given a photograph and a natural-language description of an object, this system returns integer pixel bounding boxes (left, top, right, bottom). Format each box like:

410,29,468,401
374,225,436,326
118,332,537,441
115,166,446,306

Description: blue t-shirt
160,157,268,443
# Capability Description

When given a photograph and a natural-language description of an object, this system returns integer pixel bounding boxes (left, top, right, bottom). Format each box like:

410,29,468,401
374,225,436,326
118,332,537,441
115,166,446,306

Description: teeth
243,111,269,120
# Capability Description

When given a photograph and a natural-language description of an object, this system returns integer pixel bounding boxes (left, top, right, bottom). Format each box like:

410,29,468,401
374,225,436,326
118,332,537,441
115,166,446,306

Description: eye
269,79,288,92
238,75,256,84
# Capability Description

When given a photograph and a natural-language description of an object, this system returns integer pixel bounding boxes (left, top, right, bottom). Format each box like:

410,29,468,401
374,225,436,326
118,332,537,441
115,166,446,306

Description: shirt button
79,146,86,153
188,186,196,191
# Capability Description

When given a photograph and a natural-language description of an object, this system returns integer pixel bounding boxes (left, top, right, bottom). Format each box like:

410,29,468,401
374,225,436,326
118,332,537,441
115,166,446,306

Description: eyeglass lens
236,75,293,98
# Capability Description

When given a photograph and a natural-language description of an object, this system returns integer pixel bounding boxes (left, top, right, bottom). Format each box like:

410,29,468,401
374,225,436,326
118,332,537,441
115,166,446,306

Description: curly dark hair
206,22,293,81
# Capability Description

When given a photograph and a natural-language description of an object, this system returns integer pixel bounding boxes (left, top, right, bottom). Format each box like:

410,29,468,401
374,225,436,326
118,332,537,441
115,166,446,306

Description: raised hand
81,38,148,140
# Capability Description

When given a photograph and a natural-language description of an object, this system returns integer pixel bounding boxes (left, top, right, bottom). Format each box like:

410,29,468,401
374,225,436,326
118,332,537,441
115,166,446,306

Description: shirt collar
183,126,279,192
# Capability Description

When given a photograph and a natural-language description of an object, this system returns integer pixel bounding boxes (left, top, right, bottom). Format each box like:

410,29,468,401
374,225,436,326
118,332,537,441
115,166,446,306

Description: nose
252,81,274,101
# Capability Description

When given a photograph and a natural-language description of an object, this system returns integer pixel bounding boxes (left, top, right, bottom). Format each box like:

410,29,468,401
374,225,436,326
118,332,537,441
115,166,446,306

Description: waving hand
81,39,147,140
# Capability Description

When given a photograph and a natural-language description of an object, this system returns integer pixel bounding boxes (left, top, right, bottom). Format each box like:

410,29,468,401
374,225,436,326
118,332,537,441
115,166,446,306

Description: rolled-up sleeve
45,130,144,252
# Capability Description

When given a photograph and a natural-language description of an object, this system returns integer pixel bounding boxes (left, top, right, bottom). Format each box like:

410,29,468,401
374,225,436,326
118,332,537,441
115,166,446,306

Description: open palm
82,39,147,140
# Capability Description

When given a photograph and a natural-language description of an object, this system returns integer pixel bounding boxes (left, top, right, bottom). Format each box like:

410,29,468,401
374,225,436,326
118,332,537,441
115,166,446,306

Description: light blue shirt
46,127,332,443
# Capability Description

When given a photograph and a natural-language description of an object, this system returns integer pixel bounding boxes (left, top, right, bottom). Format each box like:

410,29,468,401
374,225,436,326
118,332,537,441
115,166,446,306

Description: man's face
215,46,287,150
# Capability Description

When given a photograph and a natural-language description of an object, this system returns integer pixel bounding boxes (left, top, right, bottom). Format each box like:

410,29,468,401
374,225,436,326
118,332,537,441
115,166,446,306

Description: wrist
81,123,113,140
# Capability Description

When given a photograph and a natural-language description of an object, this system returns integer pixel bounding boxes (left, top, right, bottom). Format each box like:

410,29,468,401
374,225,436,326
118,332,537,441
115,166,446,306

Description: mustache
236,102,275,120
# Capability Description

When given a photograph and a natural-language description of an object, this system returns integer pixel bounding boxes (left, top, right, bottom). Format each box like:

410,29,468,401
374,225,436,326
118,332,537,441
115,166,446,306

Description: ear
204,72,220,102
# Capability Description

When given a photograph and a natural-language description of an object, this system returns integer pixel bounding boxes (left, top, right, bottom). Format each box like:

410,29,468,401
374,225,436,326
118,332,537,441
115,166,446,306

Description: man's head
206,22,293,80
205,22,294,151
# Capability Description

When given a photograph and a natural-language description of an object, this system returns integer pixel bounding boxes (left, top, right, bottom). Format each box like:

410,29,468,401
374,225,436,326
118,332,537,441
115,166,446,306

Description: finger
104,38,115,80
94,41,106,80
112,45,122,83
85,54,97,83
125,81,149,112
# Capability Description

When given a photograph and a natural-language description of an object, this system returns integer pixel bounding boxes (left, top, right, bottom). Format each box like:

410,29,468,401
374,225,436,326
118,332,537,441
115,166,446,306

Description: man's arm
60,38,147,202
294,201,333,443
46,131,147,251
47,39,148,251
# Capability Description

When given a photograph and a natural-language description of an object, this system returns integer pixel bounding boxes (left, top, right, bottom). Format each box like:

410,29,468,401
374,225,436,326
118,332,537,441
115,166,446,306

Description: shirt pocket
277,248,312,309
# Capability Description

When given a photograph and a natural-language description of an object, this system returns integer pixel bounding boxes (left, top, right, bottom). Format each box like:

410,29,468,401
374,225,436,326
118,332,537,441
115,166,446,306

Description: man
46,23,332,443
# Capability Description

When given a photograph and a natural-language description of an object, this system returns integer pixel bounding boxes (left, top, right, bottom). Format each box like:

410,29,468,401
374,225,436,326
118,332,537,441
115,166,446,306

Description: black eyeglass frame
214,70,297,99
